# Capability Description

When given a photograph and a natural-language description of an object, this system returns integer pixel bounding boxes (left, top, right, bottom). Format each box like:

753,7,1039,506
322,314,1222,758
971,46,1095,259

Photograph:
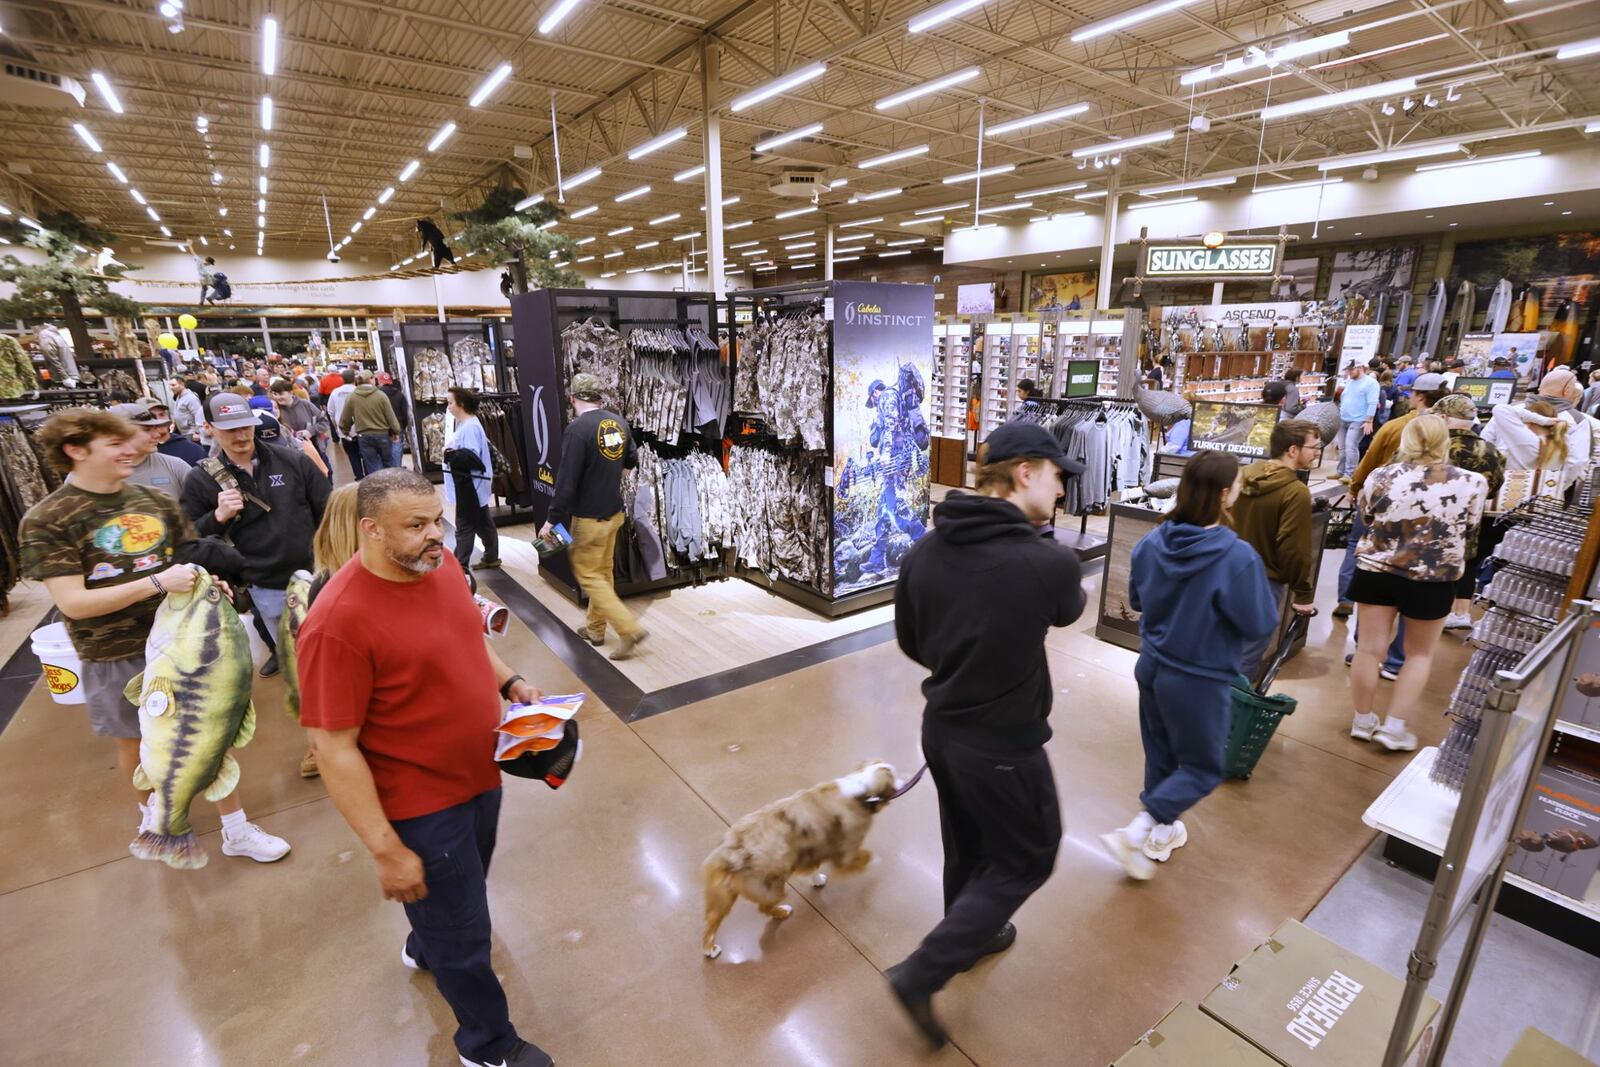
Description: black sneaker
473,558,503,570
458,1038,554,1067
259,655,279,678
885,964,949,1049
961,922,1016,970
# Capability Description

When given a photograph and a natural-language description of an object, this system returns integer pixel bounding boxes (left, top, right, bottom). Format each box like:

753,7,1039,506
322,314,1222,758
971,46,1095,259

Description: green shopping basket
1223,611,1308,779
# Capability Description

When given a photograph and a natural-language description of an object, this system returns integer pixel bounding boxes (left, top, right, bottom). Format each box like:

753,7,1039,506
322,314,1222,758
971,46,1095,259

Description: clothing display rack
1019,395,1151,561
0,402,62,615
509,280,935,618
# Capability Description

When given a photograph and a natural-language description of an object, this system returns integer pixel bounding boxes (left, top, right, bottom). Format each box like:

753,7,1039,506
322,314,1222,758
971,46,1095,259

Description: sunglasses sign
1144,242,1280,277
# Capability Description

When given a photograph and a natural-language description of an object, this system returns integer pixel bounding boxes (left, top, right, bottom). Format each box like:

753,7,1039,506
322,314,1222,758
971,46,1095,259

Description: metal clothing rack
1028,394,1147,562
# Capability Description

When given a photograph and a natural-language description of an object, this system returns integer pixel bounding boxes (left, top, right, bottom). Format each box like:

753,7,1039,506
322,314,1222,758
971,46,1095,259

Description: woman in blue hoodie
1100,450,1279,881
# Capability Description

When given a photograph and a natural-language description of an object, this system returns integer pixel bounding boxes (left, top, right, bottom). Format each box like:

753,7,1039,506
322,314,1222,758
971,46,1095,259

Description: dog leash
885,762,928,801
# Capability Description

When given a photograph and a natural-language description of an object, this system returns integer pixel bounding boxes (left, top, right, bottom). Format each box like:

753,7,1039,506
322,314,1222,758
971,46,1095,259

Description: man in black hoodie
885,421,1086,1049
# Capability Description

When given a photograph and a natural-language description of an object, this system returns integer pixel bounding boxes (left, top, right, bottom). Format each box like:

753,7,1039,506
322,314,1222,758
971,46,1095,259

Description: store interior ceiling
3,0,1600,277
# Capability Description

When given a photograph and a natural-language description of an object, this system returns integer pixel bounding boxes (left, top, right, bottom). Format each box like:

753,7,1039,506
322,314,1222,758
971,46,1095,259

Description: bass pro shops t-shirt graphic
91,512,170,560
596,417,627,461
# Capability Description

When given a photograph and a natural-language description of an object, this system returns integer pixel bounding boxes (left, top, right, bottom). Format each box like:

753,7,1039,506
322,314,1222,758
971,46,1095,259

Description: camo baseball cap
569,373,604,401
1434,394,1479,421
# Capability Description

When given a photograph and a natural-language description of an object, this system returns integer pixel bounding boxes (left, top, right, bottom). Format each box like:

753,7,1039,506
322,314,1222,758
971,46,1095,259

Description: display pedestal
931,435,966,488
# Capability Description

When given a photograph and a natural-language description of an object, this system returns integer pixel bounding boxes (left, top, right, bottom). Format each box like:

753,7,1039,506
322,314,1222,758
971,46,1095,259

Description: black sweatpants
894,725,1062,993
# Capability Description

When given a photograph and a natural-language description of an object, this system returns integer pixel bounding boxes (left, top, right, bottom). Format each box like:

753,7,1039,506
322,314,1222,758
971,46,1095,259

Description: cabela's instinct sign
843,301,928,327
1145,243,1279,277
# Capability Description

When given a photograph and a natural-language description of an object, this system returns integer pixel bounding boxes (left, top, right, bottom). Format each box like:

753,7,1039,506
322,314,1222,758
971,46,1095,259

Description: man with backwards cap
884,420,1086,1049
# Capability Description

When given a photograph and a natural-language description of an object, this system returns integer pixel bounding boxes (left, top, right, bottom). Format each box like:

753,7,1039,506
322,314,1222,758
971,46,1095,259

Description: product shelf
1554,719,1600,744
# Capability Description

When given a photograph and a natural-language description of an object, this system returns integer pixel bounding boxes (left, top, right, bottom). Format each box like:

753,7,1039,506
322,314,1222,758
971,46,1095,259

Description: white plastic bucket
31,622,85,705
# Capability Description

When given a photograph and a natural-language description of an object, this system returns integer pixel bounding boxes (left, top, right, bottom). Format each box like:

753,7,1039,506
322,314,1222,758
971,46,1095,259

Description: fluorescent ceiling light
942,163,1015,183
608,226,633,236
575,236,596,245
840,216,882,227
362,206,376,220
902,214,945,224
378,186,395,203
1076,190,1108,199
830,178,849,188
730,63,827,112
160,226,172,237
740,248,769,256
1250,176,1344,194
726,219,753,230
851,187,902,202
1261,76,1415,121
566,166,601,190
1139,175,1237,196
1318,142,1460,171
1015,183,1087,198
755,123,824,153
72,124,102,152
147,206,161,221
730,239,760,249
399,160,420,182
615,185,651,202
908,0,988,32
538,0,583,35
576,255,595,263
257,214,266,227
260,95,274,131
258,174,268,194
540,219,559,229
469,63,513,107
1071,0,1201,43
790,251,816,259
886,237,924,246
986,103,1090,136
636,240,659,249
350,221,363,233
775,205,818,219
1125,195,1198,211
785,241,816,249
1415,149,1541,172
778,230,813,241
130,189,146,204
571,205,599,219
1036,210,1086,221
1071,129,1174,158
427,122,457,152
879,250,912,258
1586,121,1600,134
106,162,128,183
674,165,706,181
601,271,617,278
1556,36,1600,61
875,68,980,110
257,198,266,212
261,17,277,75
514,193,544,210
19,216,44,230
90,72,124,114
259,143,271,168
978,201,1033,213
629,127,687,160
673,231,702,241
604,250,624,258
832,255,860,263
860,144,929,168
915,201,966,214
1181,30,1350,86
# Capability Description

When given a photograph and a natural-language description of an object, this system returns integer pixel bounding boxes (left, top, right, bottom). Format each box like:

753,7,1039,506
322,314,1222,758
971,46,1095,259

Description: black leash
885,762,928,801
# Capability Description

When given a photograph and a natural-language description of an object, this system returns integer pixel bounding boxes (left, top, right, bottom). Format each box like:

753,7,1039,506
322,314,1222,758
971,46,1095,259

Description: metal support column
825,224,836,281
700,40,728,301
1096,172,1121,309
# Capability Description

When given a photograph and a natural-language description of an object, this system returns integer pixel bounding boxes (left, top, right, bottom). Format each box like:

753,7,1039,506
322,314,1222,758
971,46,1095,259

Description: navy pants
341,436,365,479
391,789,519,1063
894,726,1061,993
1136,655,1231,826
359,432,396,472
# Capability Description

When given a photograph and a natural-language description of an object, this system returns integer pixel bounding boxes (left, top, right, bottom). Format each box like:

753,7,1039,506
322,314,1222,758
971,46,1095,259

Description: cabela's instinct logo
843,301,928,327
1145,244,1277,277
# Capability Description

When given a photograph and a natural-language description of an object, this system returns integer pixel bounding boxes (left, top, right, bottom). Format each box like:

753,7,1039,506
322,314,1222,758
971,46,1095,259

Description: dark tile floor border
0,610,54,737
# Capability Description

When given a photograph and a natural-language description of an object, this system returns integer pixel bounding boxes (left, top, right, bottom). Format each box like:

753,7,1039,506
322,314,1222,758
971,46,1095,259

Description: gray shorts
83,654,145,739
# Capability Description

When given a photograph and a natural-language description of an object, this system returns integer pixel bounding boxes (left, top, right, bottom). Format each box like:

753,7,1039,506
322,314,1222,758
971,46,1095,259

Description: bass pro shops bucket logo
842,302,927,328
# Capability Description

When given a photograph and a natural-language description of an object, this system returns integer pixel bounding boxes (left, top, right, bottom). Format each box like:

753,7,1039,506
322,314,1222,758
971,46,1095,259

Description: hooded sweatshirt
1130,523,1277,683
339,383,402,437
1481,402,1589,491
1228,460,1314,604
894,494,1085,751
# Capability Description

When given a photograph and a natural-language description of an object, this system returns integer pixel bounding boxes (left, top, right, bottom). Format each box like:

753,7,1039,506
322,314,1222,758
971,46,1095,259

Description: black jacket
548,408,638,527
895,494,1085,751
180,441,331,589
380,383,411,432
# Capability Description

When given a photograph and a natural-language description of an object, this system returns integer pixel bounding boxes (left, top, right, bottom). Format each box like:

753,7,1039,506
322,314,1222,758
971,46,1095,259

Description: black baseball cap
984,421,1085,476
499,720,582,790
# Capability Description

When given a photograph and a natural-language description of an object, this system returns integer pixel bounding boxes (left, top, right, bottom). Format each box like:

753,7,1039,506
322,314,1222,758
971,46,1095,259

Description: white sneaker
221,822,291,862
1122,811,1155,846
1099,829,1157,880
1443,612,1474,630
1374,717,1419,752
1143,821,1188,862
1350,712,1381,741
1380,666,1400,681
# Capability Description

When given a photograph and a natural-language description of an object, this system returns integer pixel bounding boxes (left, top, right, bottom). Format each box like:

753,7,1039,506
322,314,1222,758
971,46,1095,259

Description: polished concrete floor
0,521,1492,1067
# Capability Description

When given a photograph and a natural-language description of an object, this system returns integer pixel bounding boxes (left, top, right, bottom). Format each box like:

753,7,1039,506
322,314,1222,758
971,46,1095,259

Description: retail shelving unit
929,323,971,438
977,321,1014,437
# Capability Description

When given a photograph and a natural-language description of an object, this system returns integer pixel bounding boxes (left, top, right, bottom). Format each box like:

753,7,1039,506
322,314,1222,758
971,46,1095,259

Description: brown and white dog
702,760,900,959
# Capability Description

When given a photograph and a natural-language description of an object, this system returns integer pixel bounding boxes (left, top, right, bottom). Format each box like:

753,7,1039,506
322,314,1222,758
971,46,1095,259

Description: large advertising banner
831,282,935,596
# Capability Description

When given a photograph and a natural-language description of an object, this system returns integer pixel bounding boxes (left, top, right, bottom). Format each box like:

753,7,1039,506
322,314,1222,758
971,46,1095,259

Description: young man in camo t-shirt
19,407,289,863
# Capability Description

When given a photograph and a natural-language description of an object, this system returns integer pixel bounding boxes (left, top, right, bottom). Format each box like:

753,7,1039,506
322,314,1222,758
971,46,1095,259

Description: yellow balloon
177,313,198,330
158,332,180,350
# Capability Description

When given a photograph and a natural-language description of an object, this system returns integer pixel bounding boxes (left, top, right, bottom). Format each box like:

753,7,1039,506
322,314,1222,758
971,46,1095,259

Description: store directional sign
1144,242,1280,277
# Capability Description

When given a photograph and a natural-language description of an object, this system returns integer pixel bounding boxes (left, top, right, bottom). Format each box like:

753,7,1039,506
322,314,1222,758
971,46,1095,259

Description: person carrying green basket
1099,450,1279,882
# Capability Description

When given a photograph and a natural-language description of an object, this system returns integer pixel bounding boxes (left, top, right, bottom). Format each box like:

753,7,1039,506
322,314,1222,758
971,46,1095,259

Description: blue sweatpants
1136,654,1231,826
391,789,519,1063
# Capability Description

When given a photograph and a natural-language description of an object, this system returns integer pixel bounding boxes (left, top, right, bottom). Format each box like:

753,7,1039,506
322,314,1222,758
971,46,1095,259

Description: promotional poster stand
1382,601,1592,1067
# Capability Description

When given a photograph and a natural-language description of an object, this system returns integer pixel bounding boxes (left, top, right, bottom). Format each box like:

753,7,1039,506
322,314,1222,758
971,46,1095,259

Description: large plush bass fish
277,569,313,719
127,567,256,870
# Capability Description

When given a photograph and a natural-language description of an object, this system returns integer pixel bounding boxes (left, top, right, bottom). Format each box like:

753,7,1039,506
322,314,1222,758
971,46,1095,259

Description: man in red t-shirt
300,468,553,1067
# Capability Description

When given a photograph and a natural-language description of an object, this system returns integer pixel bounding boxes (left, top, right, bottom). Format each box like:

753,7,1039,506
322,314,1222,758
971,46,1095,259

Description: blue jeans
1340,514,1406,671
1136,655,1231,825
391,436,404,469
1337,419,1366,477
358,432,396,472
391,789,519,1063
248,585,287,652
